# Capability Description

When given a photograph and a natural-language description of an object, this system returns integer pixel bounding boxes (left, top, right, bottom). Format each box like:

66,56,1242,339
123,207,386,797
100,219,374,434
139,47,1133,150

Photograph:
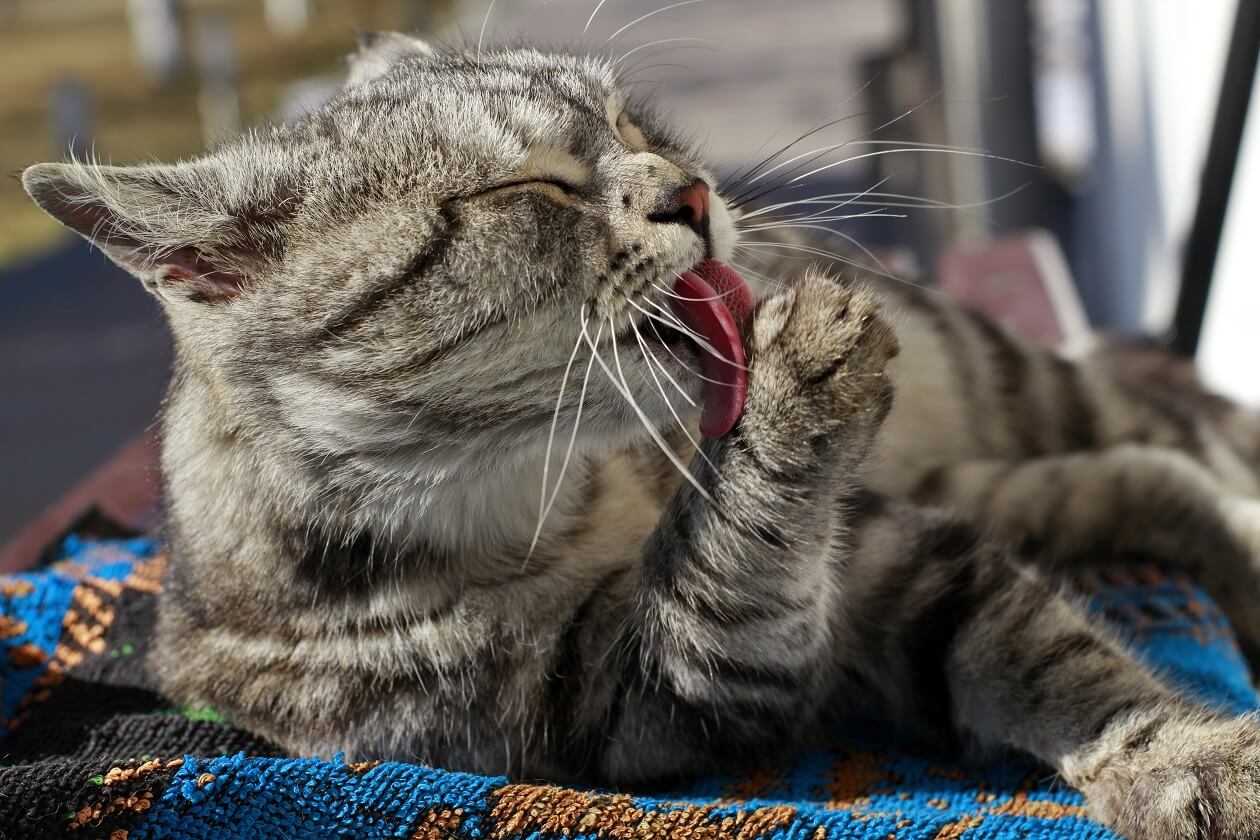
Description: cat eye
483,178,579,198
483,147,590,199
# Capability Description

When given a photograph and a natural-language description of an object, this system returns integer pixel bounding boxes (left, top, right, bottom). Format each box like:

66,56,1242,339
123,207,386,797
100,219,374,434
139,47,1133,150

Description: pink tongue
668,260,753,438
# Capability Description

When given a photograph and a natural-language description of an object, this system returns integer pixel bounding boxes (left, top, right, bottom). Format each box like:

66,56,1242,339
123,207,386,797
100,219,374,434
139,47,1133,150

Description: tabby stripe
700,652,804,694
1051,357,1097,451
1019,631,1111,692
968,313,1042,456
662,576,805,629
899,289,990,450
320,204,460,340
867,522,1003,725
1114,709,1167,757
723,425,811,484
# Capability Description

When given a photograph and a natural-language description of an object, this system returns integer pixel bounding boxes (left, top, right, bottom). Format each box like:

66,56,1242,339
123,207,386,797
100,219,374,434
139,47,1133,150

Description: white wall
1196,48,1260,407
1131,2,1260,405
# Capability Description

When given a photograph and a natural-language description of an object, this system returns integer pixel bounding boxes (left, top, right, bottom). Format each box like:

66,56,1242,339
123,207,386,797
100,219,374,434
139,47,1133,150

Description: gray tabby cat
21,33,1260,840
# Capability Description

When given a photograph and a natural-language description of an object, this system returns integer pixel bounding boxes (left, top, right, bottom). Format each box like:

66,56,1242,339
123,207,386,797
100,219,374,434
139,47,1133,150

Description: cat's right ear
346,31,434,87
21,161,263,305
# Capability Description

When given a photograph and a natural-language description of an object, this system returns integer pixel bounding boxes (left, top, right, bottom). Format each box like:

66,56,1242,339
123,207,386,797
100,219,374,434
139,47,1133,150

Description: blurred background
1,0,1258,544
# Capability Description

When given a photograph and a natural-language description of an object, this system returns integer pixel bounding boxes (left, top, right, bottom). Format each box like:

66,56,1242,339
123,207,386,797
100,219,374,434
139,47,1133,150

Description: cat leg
910,446,1260,657
597,270,899,780
839,501,1260,840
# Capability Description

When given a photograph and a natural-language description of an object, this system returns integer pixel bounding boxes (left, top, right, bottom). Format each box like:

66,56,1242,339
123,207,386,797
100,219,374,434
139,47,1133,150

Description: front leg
600,271,898,779
840,499,1260,840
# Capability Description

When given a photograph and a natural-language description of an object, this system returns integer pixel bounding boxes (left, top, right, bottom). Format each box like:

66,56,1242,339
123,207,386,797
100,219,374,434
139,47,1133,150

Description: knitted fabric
0,536,1254,839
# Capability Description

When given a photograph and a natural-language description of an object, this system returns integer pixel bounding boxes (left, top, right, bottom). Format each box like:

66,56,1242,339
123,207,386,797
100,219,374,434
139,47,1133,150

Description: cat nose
651,178,711,240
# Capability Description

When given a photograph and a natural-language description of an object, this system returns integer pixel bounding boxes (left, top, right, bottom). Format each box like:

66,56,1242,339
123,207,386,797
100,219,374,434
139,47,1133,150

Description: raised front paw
741,270,898,461
1085,714,1260,840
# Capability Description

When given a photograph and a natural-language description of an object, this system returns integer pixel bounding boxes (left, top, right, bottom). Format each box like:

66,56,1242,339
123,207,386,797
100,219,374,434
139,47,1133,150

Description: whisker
737,175,892,222
725,113,867,190
632,321,716,472
743,107,965,190
476,0,496,59
726,92,946,209
643,315,731,385
726,259,786,291
632,316,698,407
723,72,879,191
592,313,712,501
742,211,908,230
603,0,706,47
530,313,590,557
789,146,1038,185
618,62,697,80
650,279,735,303
631,297,749,372
618,44,721,78
735,236,904,287
738,182,1030,226
613,36,721,67
583,0,612,37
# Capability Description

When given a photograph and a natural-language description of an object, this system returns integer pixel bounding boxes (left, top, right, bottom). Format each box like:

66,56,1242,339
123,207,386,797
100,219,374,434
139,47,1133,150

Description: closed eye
494,178,577,193
479,178,580,201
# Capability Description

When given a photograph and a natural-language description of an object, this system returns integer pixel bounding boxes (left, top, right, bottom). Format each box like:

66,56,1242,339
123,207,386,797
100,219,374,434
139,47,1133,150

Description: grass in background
0,0,454,266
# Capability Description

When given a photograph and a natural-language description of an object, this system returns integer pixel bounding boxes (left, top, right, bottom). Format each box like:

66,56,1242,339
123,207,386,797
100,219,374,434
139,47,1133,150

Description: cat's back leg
907,444,1260,662
836,495,1260,840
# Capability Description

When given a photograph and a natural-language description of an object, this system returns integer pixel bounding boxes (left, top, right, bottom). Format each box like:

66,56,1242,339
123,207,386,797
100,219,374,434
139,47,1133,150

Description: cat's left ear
346,31,434,87
21,160,276,305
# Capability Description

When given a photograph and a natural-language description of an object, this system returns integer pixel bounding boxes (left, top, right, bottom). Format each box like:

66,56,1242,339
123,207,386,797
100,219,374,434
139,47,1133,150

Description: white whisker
630,297,749,372
738,176,893,220
736,238,896,280
743,211,907,231
632,312,698,407
740,182,1030,226
603,0,705,46
632,321,716,471
530,315,589,558
650,279,733,303
614,36,722,67
789,146,1037,185
579,313,710,498
476,0,496,59
726,259,786,290
583,0,612,37
640,314,731,385
603,315,712,501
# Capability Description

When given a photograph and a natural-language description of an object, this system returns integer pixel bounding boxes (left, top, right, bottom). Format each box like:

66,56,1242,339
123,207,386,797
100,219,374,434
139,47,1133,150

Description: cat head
22,35,739,476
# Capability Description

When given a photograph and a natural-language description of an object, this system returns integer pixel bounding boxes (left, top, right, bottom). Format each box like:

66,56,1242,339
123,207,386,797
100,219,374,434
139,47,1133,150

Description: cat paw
741,270,898,461
1085,715,1260,840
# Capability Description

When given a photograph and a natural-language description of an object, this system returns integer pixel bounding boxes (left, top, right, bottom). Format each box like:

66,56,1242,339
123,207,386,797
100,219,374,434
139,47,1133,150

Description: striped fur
21,36,1260,840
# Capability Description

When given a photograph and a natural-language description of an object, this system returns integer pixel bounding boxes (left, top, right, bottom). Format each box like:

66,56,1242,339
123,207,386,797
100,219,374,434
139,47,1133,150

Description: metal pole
1171,0,1260,356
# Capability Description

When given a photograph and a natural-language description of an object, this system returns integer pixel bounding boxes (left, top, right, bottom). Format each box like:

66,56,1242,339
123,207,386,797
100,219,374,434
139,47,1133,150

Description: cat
20,32,1260,840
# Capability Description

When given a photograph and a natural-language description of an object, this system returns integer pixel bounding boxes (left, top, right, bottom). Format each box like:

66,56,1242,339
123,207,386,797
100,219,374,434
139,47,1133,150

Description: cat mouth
652,260,753,438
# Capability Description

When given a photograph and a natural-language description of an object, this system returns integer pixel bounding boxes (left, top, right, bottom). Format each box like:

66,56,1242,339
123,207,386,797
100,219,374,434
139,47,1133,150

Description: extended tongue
668,261,752,438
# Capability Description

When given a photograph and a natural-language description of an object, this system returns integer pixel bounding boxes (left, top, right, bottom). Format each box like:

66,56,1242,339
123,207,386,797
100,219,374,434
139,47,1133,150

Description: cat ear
346,31,433,87
21,161,264,304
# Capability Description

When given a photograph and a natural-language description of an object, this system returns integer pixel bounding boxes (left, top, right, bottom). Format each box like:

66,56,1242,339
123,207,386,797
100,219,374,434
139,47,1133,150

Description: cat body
22,35,1260,839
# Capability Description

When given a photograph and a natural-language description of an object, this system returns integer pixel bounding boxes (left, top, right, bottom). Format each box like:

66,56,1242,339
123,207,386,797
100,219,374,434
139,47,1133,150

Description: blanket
0,535,1255,839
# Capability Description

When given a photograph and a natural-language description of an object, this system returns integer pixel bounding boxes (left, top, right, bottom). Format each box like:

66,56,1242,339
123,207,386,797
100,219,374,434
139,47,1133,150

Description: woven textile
0,536,1254,839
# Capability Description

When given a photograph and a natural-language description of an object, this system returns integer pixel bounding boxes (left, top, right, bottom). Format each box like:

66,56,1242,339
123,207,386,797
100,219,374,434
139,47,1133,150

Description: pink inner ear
159,248,246,302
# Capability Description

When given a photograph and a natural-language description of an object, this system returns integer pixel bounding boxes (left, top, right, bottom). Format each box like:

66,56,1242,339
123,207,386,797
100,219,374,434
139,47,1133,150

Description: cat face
22,36,738,474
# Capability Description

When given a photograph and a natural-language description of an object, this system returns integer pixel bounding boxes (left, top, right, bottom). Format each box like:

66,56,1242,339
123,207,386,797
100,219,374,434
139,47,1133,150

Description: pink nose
677,179,710,224
664,178,710,239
